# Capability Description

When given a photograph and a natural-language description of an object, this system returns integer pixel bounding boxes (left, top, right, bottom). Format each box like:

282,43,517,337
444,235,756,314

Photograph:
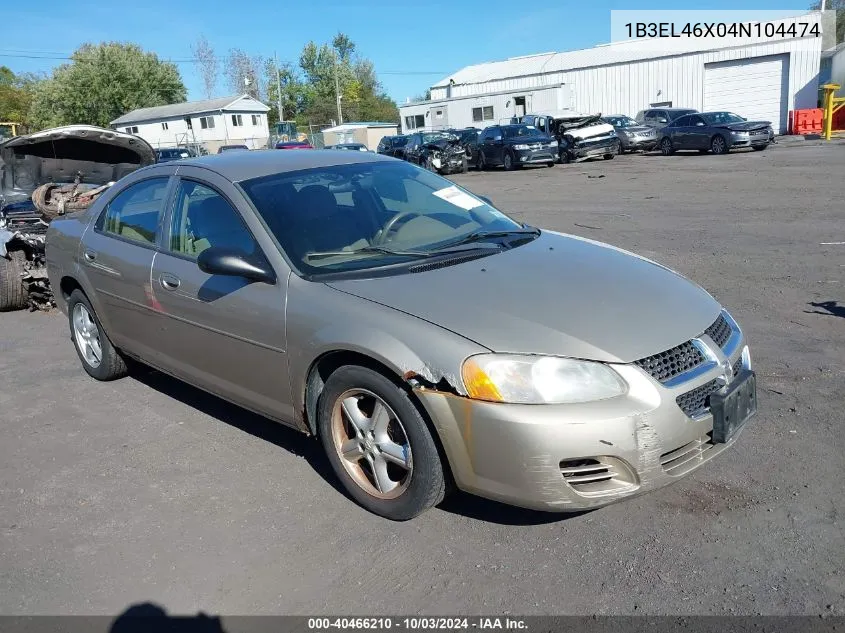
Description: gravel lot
1,141,844,617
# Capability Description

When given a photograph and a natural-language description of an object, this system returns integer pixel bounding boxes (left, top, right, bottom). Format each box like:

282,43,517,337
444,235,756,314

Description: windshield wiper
432,226,541,251
304,245,434,261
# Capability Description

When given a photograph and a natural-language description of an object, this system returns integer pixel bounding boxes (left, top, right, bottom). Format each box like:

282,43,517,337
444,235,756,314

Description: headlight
512,144,529,150
731,131,749,137
549,140,558,147
461,354,627,404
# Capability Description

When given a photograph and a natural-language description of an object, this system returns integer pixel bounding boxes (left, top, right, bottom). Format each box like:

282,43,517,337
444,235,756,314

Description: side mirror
197,247,276,284
657,118,668,124
493,136,503,143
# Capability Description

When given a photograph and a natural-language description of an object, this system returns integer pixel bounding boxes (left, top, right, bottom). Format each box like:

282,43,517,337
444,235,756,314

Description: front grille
705,314,731,348
675,378,720,417
634,341,704,383
634,312,736,384
732,356,743,377
660,432,716,476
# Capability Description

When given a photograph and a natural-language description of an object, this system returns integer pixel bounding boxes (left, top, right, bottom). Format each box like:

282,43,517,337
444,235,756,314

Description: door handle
83,249,97,262
159,273,181,290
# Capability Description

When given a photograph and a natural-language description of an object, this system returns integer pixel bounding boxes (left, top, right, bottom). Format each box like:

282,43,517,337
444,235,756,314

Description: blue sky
3,0,811,105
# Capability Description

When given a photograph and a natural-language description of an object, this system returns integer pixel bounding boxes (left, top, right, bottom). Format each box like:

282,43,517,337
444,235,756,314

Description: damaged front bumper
430,151,466,174
564,134,620,159
412,353,749,512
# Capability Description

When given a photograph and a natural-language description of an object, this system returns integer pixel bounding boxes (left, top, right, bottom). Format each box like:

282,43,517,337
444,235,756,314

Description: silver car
45,151,757,520
602,115,659,152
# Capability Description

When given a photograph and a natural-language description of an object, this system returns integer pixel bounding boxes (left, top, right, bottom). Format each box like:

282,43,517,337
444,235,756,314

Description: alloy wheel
712,136,727,154
72,303,102,368
330,388,413,500
660,138,673,156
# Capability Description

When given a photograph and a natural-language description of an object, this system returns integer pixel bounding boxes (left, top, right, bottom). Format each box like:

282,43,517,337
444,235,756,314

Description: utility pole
334,52,343,125
274,52,283,122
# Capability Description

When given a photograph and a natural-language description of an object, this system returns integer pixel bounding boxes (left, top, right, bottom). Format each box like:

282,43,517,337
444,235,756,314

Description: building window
231,114,243,126
125,126,139,134
435,110,443,119
404,114,425,130
472,106,494,123
199,116,215,130
161,122,169,131
251,114,261,125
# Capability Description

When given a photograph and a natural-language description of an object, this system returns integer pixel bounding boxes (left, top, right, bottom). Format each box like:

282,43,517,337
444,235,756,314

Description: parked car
476,124,557,170
376,135,408,159
657,112,774,155
0,125,155,311
275,140,313,150
446,128,483,169
518,113,619,163
601,115,658,152
403,131,467,174
635,107,699,131
218,144,250,154
325,143,369,152
155,147,194,162
45,150,756,520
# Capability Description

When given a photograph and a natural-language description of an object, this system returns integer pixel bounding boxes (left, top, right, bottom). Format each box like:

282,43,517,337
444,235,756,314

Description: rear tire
67,289,128,381
659,137,674,156
559,151,572,164
317,365,447,520
0,250,28,312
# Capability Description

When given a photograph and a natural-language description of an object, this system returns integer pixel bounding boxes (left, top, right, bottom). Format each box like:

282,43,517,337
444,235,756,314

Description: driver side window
168,179,258,258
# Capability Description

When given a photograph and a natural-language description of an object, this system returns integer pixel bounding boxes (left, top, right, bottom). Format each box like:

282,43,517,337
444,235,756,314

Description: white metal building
110,95,271,152
400,13,826,135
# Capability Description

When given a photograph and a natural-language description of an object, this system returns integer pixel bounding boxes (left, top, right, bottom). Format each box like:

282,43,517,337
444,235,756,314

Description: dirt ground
1,141,843,617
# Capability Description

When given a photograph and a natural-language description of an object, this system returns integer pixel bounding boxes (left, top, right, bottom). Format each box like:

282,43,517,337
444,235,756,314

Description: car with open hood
657,111,774,155
402,131,468,174
601,115,659,152
0,125,155,311
518,112,620,163
45,150,757,520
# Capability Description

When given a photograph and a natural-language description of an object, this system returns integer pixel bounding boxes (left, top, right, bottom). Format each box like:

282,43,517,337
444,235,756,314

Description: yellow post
821,83,844,141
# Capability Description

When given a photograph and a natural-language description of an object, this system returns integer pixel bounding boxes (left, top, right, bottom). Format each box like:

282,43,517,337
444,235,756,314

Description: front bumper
620,135,658,150
514,147,556,164
431,153,466,173
730,132,771,148
415,338,751,512
568,135,619,158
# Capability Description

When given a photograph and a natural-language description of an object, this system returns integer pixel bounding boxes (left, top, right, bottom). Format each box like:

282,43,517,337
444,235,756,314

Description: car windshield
503,125,542,139
421,132,456,143
605,116,638,127
239,161,528,277
701,112,746,124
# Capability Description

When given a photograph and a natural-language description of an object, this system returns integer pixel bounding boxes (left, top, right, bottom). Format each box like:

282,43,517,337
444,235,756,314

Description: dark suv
476,124,556,170
635,108,699,131
376,135,409,159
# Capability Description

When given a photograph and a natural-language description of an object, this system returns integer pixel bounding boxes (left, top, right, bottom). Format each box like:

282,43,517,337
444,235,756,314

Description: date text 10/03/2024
307,617,528,630
624,21,821,39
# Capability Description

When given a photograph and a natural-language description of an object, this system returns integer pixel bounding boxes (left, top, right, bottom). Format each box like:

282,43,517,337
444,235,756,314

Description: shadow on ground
110,602,226,633
806,301,845,319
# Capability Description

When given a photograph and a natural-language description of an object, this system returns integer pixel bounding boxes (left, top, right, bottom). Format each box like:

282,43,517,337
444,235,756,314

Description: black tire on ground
317,365,447,521
503,151,516,171
659,137,674,156
66,289,128,381
559,151,572,164
0,250,28,312
752,145,768,151
546,161,555,167
710,135,729,155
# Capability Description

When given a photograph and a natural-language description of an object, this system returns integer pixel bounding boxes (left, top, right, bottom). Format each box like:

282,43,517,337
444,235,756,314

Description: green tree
0,66,39,127
812,1,844,43
29,43,186,129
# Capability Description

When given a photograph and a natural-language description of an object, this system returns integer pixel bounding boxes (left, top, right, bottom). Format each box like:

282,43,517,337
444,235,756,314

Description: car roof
170,148,393,182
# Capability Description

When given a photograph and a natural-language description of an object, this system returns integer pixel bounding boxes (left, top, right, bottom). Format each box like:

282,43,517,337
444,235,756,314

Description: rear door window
96,177,170,246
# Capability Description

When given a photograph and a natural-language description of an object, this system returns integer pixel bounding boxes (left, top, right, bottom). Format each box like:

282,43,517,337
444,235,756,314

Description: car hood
506,135,552,144
425,139,463,152
0,125,155,197
719,121,771,131
327,231,721,363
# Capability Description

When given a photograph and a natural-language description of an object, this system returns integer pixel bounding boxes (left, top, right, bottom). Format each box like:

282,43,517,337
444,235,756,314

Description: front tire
317,365,446,520
0,250,28,312
503,151,516,171
603,140,620,160
67,289,128,381
711,135,729,155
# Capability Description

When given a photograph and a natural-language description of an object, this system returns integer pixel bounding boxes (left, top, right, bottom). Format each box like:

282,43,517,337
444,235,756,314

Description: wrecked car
601,115,659,152
47,151,756,521
0,125,155,311
403,131,468,174
520,112,621,163
446,127,483,169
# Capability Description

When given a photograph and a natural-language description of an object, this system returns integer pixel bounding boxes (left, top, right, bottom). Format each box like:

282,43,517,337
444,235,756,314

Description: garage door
704,55,789,134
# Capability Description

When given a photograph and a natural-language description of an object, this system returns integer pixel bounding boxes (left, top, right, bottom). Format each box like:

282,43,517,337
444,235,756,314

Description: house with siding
110,95,271,153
